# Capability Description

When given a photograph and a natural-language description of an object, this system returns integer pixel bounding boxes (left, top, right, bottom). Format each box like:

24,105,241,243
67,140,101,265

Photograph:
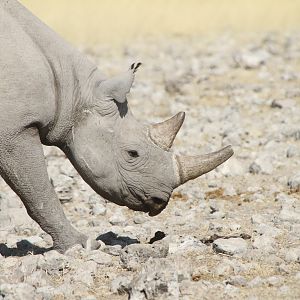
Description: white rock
266,276,283,287
65,244,85,258
82,296,97,300
248,276,264,287
111,275,132,295
72,261,98,286
0,257,19,269
19,255,44,275
251,214,265,224
279,205,300,223
234,49,270,69
220,158,245,177
133,215,147,224
264,254,284,266
109,211,127,225
0,213,12,228
213,238,248,255
291,224,300,237
120,243,168,270
229,223,241,232
295,272,300,280
287,173,300,191
286,145,300,158
252,235,275,252
285,248,300,263
91,203,107,216
36,285,57,299
254,224,281,238
59,159,77,177
252,155,273,175
215,261,234,276
87,250,113,266
128,258,180,299
25,270,49,287
249,162,261,174
51,174,74,202
227,275,247,287
0,283,35,299
176,237,207,253
223,186,237,196
41,250,69,276
25,236,45,246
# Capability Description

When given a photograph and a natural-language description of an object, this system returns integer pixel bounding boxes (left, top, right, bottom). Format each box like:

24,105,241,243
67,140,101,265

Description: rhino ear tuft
96,62,142,103
130,62,142,73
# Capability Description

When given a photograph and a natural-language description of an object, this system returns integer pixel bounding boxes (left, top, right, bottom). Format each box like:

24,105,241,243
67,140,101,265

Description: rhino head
66,63,233,216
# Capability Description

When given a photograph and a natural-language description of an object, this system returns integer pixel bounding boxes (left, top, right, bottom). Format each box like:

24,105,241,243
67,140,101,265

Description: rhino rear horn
96,62,142,103
149,112,185,150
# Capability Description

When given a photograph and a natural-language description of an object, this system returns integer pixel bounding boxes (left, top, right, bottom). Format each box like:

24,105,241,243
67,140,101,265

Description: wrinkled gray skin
0,0,233,253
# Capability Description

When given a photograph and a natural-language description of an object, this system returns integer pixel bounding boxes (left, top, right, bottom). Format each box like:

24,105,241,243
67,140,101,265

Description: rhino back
0,6,56,135
0,0,99,144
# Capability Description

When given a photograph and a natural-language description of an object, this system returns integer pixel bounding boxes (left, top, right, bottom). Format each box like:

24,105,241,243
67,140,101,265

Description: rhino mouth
125,188,169,216
145,196,169,217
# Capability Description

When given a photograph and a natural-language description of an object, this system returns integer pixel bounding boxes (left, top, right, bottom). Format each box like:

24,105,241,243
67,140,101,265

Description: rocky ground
1,32,300,299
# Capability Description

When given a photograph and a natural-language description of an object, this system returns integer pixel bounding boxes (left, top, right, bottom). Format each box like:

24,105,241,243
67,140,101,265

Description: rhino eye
127,150,139,158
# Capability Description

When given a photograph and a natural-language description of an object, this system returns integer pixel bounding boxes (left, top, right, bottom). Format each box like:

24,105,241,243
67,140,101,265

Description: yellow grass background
21,0,300,46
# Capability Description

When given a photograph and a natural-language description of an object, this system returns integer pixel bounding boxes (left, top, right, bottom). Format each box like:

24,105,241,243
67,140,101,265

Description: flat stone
87,250,113,266
109,212,127,225
111,275,132,295
254,224,281,238
287,173,300,191
213,238,248,255
215,261,234,276
266,276,284,287
248,276,264,288
233,49,270,69
120,242,168,270
71,261,98,286
127,258,180,299
285,248,300,263
91,203,107,216
252,235,275,252
227,275,247,287
279,206,300,223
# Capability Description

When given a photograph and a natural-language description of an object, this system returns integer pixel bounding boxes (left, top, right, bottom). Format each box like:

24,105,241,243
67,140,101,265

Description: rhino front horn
149,112,185,150
175,145,234,185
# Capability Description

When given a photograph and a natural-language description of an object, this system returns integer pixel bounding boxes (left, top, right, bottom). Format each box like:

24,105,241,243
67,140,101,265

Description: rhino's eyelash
127,150,139,158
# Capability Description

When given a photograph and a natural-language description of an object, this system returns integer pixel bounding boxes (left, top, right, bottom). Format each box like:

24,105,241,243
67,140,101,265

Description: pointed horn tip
149,111,186,150
221,145,234,160
171,111,185,127
177,111,185,121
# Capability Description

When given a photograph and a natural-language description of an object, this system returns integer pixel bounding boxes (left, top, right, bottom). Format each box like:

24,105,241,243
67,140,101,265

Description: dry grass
21,0,300,47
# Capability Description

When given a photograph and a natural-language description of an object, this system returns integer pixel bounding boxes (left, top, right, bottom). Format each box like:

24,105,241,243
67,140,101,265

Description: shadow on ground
97,231,139,248
0,240,50,257
97,230,166,247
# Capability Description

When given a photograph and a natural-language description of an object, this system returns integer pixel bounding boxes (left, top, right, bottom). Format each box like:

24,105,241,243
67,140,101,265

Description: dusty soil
1,32,300,299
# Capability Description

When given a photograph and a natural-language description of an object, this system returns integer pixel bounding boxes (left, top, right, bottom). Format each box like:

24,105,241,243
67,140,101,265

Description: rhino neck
42,59,103,147
2,0,105,146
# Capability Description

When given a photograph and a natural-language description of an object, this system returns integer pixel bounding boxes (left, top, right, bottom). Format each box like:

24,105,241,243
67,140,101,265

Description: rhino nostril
151,197,165,206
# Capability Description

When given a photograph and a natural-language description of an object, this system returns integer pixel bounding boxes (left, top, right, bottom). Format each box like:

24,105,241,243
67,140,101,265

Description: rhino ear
95,62,142,103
